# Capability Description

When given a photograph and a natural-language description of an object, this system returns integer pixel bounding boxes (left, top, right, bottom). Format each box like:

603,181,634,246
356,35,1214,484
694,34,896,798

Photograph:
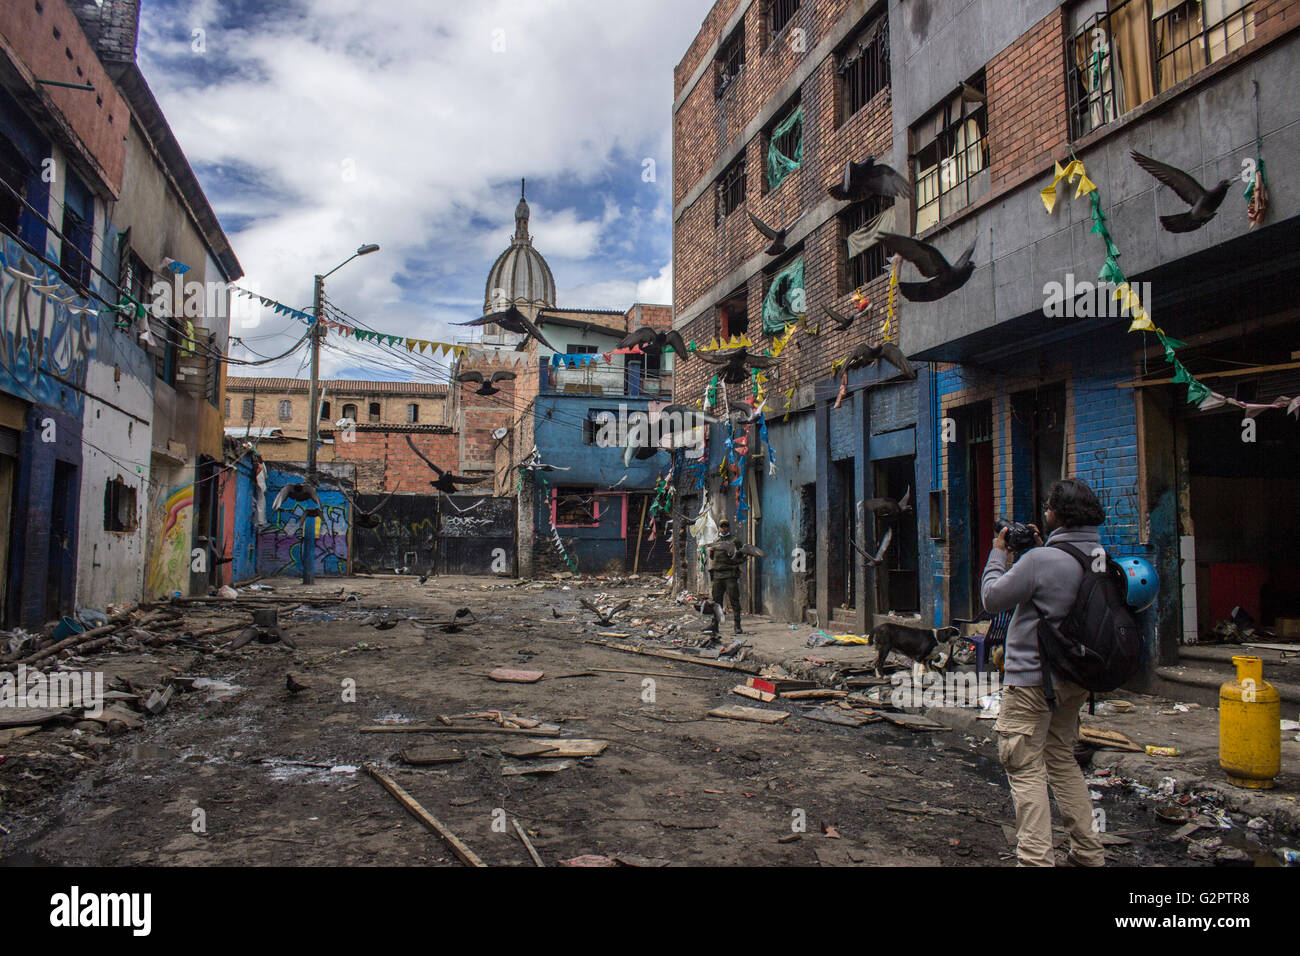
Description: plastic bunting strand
1039,158,1293,416
533,470,578,573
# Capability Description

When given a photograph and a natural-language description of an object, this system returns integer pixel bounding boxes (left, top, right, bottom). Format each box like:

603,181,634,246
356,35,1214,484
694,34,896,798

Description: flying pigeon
623,442,666,468
746,210,800,256
878,232,977,302
828,157,913,202
706,539,766,560
850,526,894,567
522,448,571,472
1130,150,1231,233
819,304,860,332
863,487,912,519
694,347,779,384
618,326,690,361
455,305,557,351
285,673,311,695
579,597,631,627
342,482,401,530
404,435,492,494
456,369,517,396
726,401,765,428
846,341,915,380
270,477,322,516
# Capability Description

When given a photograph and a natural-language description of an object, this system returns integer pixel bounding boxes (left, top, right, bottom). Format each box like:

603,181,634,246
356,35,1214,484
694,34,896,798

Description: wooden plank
732,684,776,703
749,677,818,694
0,708,67,728
707,705,789,724
799,709,872,727
489,668,544,683
780,688,847,700
525,738,607,758
878,711,948,731
502,759,574,776
1079,727,1143,752
588,667,712,681
361,725,565,736
399,746,468,766
512,817,545,867
586,639,750,672
363,763,485,867
498,741,561,759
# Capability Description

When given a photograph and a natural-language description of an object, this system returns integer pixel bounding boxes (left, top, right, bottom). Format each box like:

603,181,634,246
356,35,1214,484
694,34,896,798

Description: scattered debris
707,705,789,724
363,763,485,867
489,668,544,684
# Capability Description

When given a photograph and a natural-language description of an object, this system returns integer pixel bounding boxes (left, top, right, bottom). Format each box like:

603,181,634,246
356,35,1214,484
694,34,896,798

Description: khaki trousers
995,681,1105,867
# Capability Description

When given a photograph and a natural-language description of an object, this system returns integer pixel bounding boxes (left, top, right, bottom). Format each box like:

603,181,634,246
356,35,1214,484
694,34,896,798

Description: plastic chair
951,610,1012,675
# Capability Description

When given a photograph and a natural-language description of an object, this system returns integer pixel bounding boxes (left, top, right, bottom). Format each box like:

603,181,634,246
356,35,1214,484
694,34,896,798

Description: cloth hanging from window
846,205,896,259
766,105,803,191
761,255,805,334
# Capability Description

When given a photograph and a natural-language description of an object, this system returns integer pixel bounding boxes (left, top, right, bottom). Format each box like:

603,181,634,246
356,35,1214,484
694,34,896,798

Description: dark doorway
45,461,77,622
874,455,919,613
948,401,993,619
829,458,855,611
799,482,816,614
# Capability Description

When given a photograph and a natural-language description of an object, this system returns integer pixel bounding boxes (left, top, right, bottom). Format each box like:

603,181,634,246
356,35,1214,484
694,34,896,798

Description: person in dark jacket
706,519,749,635
981,477,1108,867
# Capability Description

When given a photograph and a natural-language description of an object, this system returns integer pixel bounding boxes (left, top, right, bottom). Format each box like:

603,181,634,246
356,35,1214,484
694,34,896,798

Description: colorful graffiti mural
257,468,350,576
0,236,94,417
146,483,194,598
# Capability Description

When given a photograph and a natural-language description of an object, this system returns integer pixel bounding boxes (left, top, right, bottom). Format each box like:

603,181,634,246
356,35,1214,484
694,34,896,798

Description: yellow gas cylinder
1219,655,1281,789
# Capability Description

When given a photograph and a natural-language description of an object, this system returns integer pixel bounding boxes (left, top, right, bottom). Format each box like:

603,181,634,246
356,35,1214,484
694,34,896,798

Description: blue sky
136,0,715,379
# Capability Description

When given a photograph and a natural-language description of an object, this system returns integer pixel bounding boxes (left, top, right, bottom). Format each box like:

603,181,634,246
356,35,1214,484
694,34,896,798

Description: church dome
484,179,556,316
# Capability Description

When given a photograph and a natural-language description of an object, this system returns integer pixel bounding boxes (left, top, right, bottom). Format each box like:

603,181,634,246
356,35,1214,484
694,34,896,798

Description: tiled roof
226,377,447,396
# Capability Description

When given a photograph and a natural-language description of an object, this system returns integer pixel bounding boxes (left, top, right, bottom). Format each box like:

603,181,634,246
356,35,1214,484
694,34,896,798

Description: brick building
673,0,921,629
890,0,1300,683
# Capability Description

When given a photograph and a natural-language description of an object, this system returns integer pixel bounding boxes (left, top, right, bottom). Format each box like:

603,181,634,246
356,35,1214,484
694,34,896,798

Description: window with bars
770,0,801,36
716,23,746,97
911,72,989,234
241,398,255,420
59,174,93,292
1067,0,1254,140
279,400,293,421
555,487,599,526
716,155,748,224
842,196,891,293
407,403,419,423
838,13,890,124
765,97,803,191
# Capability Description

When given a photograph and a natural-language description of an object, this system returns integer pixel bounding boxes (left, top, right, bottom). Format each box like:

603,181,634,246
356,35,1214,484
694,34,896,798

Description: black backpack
1033,542,1143,707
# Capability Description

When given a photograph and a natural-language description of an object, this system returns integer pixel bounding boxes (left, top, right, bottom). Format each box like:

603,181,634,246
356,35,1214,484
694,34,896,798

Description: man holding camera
981,477,1108,868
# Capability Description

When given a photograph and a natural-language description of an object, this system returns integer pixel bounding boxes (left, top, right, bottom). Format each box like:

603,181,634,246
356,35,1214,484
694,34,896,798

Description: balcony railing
539,362,673,399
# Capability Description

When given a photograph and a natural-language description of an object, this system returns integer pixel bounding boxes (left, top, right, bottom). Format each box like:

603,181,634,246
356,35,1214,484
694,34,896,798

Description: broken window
555,487,599,526
838,11,890,125
842,195,894,293
716,286,749,340
103,477,138,533
716,22,746,97
278,400,292,421
911,71,988,233
766,97,803,191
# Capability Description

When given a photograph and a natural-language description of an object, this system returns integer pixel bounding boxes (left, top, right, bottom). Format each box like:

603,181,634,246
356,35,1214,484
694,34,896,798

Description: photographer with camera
980,477,1108,867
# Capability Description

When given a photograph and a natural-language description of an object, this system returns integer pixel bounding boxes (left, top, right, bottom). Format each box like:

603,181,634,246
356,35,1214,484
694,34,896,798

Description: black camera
995,517,1038,553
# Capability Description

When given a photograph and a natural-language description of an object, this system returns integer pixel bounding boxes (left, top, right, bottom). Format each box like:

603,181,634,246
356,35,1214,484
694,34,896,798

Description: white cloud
139,0,709,378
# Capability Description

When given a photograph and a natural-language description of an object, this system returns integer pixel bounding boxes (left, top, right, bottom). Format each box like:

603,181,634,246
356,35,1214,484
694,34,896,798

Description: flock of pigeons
266,150,1228,544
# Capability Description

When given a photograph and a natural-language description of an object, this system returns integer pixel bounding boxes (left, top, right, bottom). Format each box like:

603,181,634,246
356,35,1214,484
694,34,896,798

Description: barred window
279,400,292,421
716,155,748,224
838,13,890,124
1154,0,1254,91
241,398,255,420
770,0,800,36
407,403,419,423
716,23,746,97
842,196,892,293
911,71,988,233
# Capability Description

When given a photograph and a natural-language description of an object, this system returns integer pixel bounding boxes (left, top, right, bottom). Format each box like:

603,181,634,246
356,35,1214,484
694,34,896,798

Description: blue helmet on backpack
1118,557,1159,613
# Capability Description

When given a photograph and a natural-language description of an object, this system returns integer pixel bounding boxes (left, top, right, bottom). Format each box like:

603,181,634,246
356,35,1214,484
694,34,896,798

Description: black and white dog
871,623,961,677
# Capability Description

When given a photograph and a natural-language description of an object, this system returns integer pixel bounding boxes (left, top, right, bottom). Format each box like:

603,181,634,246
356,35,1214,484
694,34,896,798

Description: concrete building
0,0,240,623
672,0,920,629
885,0,1300,681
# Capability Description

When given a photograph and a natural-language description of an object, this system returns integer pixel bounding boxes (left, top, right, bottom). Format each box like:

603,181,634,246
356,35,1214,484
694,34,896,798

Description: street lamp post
302,243,380,585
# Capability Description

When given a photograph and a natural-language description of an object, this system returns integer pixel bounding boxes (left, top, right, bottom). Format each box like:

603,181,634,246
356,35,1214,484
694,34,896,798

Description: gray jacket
980,526,1102,687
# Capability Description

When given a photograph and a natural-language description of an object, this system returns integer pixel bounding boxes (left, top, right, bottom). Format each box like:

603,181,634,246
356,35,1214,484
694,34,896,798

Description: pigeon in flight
879,232,977,302
863,487,912,519
1130,150,1231,233
706,539,766,560
694,347,779,384
850,526,894,567
270,477,322,516
579,597,631,627
455,305,557,352
746,210,800,256
342,482,400,530
828,157,912,202
819,304,861,332
618,326,690,361
846,340,916,380
456,369,517,396
404,435,492,494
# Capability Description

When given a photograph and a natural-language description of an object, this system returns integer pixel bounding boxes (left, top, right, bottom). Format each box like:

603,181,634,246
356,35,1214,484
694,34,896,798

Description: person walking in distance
981,478,1109,867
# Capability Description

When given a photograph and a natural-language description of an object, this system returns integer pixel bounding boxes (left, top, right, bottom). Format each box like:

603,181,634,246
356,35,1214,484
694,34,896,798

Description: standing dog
871,623,961,677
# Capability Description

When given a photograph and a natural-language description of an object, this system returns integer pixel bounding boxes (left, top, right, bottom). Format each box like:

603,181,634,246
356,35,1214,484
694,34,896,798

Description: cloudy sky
137,0,714,380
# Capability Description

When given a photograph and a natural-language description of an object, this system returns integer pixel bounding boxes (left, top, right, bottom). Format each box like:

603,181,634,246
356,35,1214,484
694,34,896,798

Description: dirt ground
0,575,1283,867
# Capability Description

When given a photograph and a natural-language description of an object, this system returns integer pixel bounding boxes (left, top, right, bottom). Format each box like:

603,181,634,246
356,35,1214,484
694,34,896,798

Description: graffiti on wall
146,484,194,598
257,470,350,576
0,236,93,415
